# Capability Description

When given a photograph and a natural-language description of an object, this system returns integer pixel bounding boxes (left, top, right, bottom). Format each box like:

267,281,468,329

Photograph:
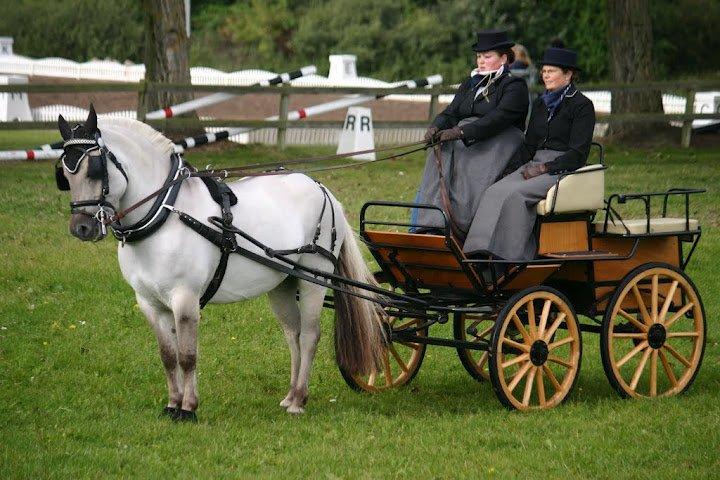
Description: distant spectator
509,44,533,70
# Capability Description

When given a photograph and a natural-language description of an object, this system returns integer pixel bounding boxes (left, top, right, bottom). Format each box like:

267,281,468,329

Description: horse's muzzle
70,213,105,242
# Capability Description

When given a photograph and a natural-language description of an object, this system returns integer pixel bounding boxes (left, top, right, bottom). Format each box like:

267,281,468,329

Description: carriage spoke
507,361,533,392
368,369,377,387
527,300,537,338
547,355,573,369
666,331,700,338
651,274,659,323
631,284,652,325
663,343,692,368
618,308,648,333
396,319,420,331
502,353,529,369
476,324,496,340
658,280,679,322
503,338,530,353
398,341,421,350
548,336,574,350
616,340,649,368
388,344,408,373
512,314,532,344
543,365,562,392
658,349,678,387
543,312,567,342
536,367,546,405
663,302,695,330
538,300,552,337
612,332,647,339
630,347,652,390
522,367,537,406
476,352,489,370
382,351,393,386
650,350,658,397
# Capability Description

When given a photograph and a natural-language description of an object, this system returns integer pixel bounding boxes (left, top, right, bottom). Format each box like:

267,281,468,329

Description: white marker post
336,106,375,160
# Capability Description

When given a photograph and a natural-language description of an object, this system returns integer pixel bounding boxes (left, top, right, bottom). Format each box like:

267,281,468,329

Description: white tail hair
333,214,387,375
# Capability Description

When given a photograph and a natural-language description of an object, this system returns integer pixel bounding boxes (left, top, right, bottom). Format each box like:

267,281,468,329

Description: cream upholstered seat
536,164,605,215
594,217,699,235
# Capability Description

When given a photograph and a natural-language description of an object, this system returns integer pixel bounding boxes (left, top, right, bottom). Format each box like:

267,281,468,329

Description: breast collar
110,152,186,244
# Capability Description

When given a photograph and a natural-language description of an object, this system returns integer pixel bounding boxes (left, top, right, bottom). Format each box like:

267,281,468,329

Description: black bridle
55,129,129,235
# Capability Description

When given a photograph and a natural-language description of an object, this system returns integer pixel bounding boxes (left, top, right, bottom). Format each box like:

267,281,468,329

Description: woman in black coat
463,45,596,261
412,29,529,238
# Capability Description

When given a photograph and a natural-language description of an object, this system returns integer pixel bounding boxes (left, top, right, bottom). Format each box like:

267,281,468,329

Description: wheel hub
530,340,549,366
647,323,667,349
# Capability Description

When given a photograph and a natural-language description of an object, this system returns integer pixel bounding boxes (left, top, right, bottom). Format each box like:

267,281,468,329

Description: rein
431,142,464,240
107,140,437,225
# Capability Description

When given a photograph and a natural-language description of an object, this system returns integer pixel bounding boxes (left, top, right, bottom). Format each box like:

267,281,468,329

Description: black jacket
431,71,529,145
516,84,596,174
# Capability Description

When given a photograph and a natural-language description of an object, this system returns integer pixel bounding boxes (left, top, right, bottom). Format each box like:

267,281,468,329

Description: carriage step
542,250,621,260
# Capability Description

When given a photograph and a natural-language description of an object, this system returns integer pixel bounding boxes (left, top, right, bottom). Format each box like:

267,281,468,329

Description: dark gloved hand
521,162,548,180
423,126,439,143
438,126,464,143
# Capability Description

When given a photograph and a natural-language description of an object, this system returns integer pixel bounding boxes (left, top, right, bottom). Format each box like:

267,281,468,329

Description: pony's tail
334,216,387,376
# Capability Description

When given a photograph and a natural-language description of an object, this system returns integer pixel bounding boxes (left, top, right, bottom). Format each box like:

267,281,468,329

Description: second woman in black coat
412,29,529,238
464,45,596,261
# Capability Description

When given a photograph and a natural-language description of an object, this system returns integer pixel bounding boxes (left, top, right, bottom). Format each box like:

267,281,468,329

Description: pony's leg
267,277,301,409
171,289,201,417
287,281,326,414
136,296,183,413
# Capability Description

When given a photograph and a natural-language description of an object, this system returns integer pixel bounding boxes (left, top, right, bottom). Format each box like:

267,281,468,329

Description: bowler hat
472,29,515,52
538,47,581,71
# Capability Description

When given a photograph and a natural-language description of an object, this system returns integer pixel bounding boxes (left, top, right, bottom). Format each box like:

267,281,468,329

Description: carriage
334,143,706,411
55,112,706,416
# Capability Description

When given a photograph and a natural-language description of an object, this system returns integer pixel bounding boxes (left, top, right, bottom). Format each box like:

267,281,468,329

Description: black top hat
538,47,581,71
472,29,515,52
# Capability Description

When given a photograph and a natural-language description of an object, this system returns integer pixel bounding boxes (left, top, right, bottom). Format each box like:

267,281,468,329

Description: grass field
1,130,719,479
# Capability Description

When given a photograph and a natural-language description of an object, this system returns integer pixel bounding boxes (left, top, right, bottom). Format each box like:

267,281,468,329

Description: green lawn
1,131,719,479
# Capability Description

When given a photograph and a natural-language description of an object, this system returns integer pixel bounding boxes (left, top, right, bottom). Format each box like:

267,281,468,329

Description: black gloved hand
521,162,548,180
424,126,439,143
438,126,464,143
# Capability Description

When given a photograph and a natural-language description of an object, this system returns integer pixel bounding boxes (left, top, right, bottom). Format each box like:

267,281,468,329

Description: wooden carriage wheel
488,286,582,411
601,263,706,399
340,316,428,393
454,312,496,381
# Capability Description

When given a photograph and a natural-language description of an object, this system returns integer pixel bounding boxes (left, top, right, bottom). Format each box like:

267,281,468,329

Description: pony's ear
58,114,71,140
85,104,98,135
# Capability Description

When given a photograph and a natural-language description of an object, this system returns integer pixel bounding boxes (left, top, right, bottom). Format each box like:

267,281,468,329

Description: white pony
57,109,385,419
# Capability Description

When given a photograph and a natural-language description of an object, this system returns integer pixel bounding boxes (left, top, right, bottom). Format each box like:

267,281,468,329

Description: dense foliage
0,0,143,63
1,0,718,83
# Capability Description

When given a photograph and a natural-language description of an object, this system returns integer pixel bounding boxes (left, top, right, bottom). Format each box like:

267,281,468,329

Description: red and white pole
145,66,317,120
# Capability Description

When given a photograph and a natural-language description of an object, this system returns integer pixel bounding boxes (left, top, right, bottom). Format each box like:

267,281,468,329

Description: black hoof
160,406,179,419
174,409,197,423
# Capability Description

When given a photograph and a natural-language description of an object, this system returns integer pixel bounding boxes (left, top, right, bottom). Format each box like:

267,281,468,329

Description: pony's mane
98,117,175,157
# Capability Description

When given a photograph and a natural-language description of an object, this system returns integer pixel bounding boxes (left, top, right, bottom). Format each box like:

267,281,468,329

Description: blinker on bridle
56,130,129,236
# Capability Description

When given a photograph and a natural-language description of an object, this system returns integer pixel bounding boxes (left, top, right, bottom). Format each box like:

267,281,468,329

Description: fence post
428,93,439,122
136,80,148,122
681,88,695,148
277,91,290,150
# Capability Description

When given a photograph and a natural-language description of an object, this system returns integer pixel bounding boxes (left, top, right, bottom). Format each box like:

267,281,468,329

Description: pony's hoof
279,398,292,408
174,409,198,423
286,405,305,415
160,406,179,419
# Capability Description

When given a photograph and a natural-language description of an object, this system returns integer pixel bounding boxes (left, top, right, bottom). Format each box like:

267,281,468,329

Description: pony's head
56,105,129,241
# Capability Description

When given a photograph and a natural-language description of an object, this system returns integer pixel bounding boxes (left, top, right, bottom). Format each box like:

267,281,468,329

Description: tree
606,0,664,139
140,0,199,134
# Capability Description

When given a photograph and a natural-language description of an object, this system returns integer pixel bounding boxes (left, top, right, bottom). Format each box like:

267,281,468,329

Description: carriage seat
593,217,699,235
536,164,605,216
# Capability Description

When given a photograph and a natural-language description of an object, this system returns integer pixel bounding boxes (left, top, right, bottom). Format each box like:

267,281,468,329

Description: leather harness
57,131,339,308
